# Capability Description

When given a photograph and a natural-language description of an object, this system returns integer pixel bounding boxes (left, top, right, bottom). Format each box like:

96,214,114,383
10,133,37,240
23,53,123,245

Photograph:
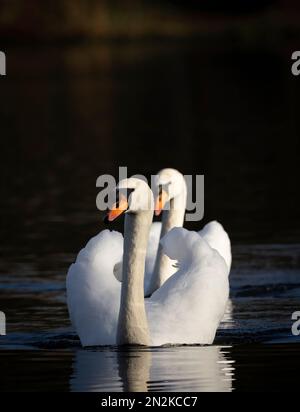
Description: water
1,241,300,391
0,39,300,392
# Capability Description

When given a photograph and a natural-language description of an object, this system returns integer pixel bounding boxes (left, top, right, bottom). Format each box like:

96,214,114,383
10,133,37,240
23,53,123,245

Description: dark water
0,39,300,391
1,242,300,391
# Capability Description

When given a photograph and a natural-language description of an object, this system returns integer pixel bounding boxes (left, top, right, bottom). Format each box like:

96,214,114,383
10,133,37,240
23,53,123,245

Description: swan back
147,228,229,346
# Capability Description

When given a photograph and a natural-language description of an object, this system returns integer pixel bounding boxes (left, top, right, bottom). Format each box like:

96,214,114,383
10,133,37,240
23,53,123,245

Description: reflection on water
1,343,300,391
118,349,151,392
70,346,234,392
221,299,234,327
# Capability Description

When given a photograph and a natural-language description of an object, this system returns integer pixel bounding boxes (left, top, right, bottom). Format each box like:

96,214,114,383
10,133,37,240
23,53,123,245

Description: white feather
67,227,229,347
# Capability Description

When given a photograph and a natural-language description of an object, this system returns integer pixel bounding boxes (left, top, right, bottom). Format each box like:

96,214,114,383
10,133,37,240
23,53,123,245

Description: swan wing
147,228,229,346
199,221,232,273
66,230,123,346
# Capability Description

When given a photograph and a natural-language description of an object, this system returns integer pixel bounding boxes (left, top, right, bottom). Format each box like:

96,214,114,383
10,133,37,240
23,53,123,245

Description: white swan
146,168,231,296
66,178,229,347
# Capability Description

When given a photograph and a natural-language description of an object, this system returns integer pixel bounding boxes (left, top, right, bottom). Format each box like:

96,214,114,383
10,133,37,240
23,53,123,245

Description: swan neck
146,186,187,296
162,189,187,236
117,211,152,346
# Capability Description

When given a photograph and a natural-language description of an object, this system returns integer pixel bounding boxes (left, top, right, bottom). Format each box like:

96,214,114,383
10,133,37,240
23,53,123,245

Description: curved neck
147,186,187,296
117,210,153,346
161,189,187,238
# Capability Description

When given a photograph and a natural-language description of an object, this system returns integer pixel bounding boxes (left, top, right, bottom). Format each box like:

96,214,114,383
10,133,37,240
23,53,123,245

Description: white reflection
221,298,235,327
70,345,234,392
148,346,234,392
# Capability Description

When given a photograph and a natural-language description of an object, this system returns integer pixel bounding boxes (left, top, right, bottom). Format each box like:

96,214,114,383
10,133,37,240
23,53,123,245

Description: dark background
0,0,300,261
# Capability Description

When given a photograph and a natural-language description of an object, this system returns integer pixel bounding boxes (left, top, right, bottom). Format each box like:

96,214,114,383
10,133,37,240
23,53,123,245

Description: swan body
115,220,230,285
67,229,229,347
147,228,229,346
67,178,229,347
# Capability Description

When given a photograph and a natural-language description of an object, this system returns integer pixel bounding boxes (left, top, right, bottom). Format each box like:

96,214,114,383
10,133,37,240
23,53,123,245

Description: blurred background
1,1,300,41
1,0,300,258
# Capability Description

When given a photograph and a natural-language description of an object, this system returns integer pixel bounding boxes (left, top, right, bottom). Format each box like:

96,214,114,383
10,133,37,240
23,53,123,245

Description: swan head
153,168,187,216
105,178,154,223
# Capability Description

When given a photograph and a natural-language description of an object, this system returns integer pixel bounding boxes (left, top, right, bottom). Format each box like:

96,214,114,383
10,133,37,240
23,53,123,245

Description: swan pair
67,169,231,347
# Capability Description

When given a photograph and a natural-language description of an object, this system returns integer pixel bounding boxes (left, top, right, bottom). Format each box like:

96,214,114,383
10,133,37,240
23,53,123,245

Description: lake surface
0,241,300,392
0,39,299,392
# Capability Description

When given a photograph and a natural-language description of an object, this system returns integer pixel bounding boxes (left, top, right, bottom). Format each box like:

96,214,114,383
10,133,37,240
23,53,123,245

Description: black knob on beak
103,213,110,225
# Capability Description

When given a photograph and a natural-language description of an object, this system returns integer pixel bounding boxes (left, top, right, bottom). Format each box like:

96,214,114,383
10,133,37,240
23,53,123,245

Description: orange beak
155,190,168,216
106,194,129,222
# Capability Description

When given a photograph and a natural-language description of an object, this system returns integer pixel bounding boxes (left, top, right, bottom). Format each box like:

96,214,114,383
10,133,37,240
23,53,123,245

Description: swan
66,177,229,347
146,168,232,296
